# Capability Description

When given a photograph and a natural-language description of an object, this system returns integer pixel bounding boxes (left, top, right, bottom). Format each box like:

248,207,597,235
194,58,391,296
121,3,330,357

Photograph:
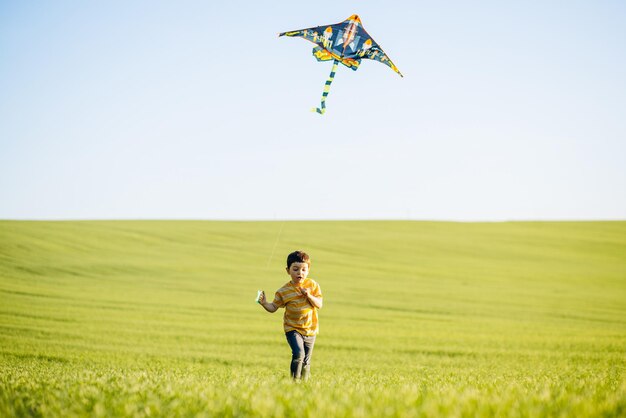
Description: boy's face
286,262,309,285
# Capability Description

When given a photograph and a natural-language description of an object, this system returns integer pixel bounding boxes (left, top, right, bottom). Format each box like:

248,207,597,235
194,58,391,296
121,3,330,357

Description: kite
279,14,403,115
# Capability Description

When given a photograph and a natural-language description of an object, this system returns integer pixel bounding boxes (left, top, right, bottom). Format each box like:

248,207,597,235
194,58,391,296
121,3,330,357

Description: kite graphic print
280,14,402,114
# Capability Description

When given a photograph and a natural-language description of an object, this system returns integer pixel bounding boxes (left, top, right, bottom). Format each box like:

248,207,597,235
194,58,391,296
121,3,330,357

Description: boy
258,250,323,380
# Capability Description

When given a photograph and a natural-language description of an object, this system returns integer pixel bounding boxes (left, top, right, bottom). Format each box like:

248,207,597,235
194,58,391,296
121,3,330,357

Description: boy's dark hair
287,250,311,268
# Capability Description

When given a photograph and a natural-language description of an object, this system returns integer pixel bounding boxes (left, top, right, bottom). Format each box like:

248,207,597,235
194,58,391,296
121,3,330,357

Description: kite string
312,60,339,115
266,221,285,268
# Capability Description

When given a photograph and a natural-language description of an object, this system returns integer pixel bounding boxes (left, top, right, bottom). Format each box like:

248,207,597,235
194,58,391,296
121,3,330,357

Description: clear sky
1,1,625,221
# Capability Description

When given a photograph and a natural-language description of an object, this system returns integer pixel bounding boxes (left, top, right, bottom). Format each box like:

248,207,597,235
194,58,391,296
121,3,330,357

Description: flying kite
279,14,403,115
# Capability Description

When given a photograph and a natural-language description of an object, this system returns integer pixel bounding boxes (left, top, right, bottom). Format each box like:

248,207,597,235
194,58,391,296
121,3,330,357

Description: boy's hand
258,291,266,304
300,288,309,298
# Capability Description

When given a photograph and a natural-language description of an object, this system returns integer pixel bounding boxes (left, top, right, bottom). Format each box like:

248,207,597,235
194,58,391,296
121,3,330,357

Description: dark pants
285,330,316,380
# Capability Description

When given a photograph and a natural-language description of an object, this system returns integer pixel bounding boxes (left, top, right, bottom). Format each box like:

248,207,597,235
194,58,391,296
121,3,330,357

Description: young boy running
258,250,323,380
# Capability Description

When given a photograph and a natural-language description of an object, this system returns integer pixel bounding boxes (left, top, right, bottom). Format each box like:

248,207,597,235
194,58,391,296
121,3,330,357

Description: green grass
1,220,625,417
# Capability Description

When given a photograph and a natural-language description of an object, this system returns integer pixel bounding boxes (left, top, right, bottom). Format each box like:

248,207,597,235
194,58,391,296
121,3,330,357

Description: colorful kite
279,14,403,115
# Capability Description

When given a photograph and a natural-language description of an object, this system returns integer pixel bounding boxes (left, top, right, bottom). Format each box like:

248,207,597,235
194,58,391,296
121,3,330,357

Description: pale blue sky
1,1,625,220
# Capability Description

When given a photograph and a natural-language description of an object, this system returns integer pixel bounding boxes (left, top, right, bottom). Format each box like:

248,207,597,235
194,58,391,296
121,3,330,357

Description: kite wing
279,14,403,77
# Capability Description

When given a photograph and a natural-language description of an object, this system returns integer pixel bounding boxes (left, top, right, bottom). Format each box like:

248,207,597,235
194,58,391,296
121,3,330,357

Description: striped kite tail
312,60,339,115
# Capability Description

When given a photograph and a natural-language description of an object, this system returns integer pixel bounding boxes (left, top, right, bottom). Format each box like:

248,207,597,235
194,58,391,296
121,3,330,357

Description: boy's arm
302,288,323,309
259,291,279,313
261,300,278,313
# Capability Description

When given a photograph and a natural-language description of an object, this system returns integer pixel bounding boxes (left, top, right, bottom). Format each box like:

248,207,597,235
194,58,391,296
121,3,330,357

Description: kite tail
312,60,339,115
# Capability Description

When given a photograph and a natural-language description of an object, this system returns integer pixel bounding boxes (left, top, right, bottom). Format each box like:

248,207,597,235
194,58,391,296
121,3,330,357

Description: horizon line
1,217,624,223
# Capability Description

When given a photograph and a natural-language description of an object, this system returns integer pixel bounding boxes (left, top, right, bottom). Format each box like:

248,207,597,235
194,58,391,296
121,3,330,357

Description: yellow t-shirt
273,278,322,336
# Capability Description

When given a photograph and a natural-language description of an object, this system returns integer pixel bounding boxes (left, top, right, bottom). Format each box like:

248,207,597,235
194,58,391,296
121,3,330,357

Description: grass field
1,220,625,417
